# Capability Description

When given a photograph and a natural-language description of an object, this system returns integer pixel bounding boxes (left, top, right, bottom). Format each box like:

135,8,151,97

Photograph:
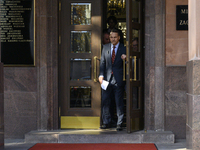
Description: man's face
103,33,110,45
110,32,120,46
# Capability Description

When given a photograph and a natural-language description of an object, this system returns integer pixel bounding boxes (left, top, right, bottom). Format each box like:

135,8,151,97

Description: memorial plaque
176,5,188,30
0,0,35,66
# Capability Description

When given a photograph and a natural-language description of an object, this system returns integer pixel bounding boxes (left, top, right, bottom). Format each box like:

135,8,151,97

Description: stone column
186,0,200,149
145,0,165,131
0,63,4,147
36,0,58,130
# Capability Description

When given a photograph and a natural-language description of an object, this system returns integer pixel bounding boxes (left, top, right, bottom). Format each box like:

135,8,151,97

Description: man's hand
121,54,126,60
99,76,104,84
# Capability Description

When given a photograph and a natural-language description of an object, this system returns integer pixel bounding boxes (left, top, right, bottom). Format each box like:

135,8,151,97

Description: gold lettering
8,40,19,42
179,20,188,25
181,9,188,14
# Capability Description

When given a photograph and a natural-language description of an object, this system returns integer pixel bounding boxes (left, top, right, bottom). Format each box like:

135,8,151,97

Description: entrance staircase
25,129,174,144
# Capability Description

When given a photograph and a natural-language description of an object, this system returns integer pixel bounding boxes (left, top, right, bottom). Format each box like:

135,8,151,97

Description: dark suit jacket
99,43,126,87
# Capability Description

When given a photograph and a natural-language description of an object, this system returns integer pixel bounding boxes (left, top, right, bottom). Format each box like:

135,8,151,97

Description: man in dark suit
99,29,126,131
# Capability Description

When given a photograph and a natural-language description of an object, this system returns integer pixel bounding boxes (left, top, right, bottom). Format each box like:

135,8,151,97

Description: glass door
126,0,144,132
59,0,102,129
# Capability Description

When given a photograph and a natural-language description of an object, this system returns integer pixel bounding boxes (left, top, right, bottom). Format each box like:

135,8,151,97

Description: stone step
25,130,175,144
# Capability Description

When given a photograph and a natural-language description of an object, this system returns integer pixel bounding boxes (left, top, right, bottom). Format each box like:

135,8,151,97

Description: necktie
112,46,115,64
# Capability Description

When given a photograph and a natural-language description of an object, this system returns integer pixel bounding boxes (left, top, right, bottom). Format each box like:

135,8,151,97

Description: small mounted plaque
0,0,35,66
176,5,188,30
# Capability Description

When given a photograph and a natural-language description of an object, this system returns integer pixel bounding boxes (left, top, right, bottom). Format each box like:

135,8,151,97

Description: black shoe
116,125,123,131
100,124,111,129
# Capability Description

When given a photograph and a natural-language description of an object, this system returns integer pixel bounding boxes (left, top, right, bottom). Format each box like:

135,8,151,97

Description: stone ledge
25,130,174,144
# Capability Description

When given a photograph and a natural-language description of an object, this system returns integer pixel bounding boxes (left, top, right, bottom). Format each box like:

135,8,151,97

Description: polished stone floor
0,139,186,150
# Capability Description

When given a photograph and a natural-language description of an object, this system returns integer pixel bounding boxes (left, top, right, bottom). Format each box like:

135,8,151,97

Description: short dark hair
103,30,110,35
110,28,120,36
107,16,118,24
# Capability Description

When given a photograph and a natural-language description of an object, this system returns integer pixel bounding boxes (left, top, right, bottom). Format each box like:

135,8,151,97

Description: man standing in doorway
99,29,126,131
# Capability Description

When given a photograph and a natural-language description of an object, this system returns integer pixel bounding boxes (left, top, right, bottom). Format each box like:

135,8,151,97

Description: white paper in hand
101,80,109,90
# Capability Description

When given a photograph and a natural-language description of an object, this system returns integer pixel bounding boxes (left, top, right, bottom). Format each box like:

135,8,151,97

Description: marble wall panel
165,66,186,138
165,66,186,91
165,116,186,139
165,91,186,116
4,116,37,139
4,68,37,92
166,0,188,66
166,38,188,66
4,92,37,138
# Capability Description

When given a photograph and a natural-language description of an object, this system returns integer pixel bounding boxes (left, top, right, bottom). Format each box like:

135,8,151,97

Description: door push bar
123,56,137,81
94,56,100,82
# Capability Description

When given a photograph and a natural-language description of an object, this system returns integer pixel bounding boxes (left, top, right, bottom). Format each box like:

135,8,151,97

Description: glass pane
71,31,91,53
70,86,91,108
71,3,91,25
132,86,139,109
132,29,139,52
131,56,139,80
70,58,91,80
132,0,139,23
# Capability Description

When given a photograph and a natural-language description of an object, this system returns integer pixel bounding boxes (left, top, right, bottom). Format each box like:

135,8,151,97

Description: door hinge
59,1,61,11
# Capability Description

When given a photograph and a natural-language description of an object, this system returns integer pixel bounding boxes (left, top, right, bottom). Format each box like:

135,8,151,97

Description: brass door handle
94,56,98,82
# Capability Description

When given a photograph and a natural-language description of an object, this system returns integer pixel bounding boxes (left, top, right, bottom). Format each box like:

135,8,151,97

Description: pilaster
186,0,200,149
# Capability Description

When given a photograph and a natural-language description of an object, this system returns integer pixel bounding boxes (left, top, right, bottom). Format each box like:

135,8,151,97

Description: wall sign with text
0,0,35,66
176,5,188,30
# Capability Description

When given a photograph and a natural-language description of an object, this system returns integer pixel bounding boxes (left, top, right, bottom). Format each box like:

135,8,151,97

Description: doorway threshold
25,129,174,144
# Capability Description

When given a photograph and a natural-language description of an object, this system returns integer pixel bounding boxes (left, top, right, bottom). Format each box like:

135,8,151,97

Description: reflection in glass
70,58,91,80
131,37,139,52
71,3,91,25
132,0,139,22
132,86,139,109
70,86,91,108
71,31,91,53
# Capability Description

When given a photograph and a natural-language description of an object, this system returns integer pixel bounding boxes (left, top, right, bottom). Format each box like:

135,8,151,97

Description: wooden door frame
58,0,102,129
126,0,145,133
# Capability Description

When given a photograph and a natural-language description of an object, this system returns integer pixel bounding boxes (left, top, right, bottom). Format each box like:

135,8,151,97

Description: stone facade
2,0,188,141
4,0,59,138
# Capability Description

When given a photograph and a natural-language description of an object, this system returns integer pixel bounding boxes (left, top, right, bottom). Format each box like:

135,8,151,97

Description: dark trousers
101,76,124,125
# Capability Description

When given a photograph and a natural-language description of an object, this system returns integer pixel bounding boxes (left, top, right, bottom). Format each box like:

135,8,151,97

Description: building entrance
59,0,144,132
